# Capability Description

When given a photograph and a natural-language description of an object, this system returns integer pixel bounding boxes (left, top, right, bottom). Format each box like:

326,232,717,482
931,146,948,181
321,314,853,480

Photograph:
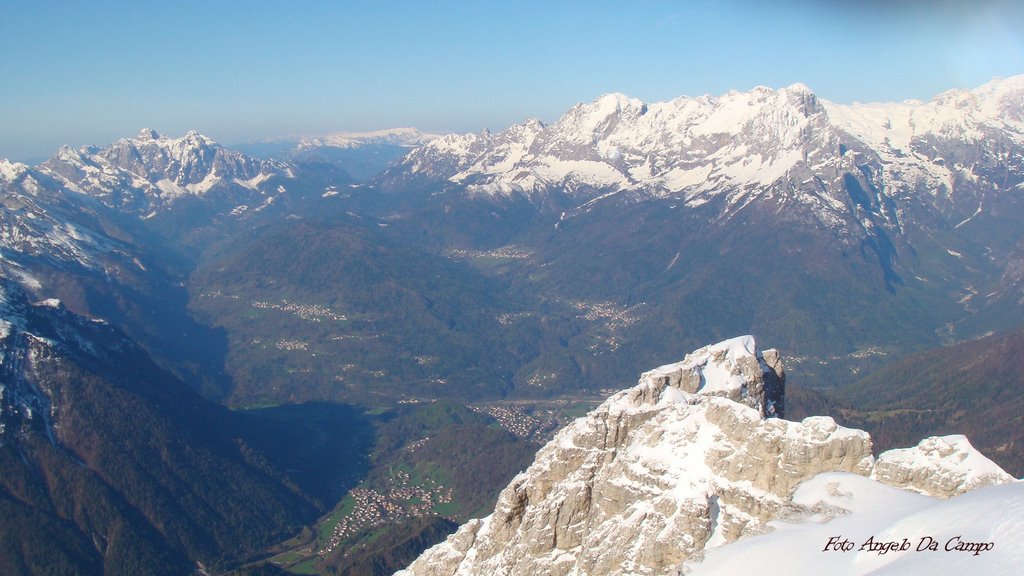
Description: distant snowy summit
34,128,285,215
3,125,441,218
295,127,442,151
232,127,442,179
397,336,1018,576
381,75,1024,216
0,159,29,184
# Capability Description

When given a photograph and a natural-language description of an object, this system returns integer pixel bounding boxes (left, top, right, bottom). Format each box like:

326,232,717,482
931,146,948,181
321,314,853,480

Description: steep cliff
397,336,1014,576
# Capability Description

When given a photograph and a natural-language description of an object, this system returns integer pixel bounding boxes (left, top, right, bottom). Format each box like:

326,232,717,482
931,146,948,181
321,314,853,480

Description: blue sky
1,0,1022,161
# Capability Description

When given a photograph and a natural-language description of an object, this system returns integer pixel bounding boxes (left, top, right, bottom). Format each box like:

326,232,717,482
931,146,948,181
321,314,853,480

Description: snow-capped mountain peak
784,81,813,94
37,129,285,215
823,75,1024,153
136,127,161,140
972,75,1024,121
558,92,648,142
0,159,28,184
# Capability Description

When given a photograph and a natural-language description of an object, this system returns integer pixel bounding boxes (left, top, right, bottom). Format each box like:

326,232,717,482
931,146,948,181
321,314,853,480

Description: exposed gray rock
871,434,1015,498
396,336,1013,576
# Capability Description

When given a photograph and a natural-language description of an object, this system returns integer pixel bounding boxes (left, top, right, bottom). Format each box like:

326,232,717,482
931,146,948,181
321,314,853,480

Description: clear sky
1,0,1022,162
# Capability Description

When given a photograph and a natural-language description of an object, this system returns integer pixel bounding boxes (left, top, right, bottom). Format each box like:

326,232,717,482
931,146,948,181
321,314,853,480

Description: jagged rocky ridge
37,128,287,216
397,336,1015,576
386,76,1023,209
0,158,137,273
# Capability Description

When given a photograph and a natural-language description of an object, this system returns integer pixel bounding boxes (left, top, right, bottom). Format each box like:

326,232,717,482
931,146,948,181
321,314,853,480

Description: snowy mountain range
397,337,1019,576
386,76,1023,209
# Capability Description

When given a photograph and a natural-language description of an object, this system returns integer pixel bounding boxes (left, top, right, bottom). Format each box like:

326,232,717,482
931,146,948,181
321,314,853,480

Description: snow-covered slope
824,76,1024,155
0,158,144,280
396,337,1016,576
38,129,286,215
686,473,1023,576
0,275,116,443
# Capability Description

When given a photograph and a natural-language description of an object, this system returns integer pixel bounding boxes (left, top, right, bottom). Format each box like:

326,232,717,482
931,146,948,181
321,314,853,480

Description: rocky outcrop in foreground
397,336,1015,576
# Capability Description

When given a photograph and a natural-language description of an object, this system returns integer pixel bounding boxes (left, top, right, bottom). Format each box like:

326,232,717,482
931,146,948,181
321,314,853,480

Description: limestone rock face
871,434,1014,498
396,337,1014,576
